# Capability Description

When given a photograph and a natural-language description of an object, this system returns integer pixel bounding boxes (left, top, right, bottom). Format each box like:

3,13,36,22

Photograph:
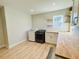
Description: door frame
0,6,8,48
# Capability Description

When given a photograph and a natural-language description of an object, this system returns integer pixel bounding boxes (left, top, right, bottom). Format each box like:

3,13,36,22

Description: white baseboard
9,39,26,48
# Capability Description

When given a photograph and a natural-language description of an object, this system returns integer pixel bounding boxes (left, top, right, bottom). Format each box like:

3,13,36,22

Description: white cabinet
28,31,58,44
28,31,35,41
45,32,58,44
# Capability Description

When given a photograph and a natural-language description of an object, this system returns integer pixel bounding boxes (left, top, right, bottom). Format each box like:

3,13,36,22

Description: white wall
75,0,79,27
4,6,32,48
73,0,79,27
32,9,70,32
78,3,79,27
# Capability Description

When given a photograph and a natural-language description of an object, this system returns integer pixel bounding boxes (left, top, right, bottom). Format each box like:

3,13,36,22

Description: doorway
0,7,8,48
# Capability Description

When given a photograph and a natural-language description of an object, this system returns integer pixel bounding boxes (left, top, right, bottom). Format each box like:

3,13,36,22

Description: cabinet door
28,31,35,41
45,32,58,44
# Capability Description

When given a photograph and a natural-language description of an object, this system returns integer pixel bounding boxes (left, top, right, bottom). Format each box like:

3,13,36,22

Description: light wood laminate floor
0,26,79,59
0,42,54,59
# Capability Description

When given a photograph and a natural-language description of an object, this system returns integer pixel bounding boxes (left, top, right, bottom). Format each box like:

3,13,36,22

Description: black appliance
35,30,46,43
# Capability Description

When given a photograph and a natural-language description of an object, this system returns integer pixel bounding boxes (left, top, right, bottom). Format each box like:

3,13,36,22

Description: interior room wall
73,0,79,27
32,9,70,32
4,6,32,48
78,1,79,27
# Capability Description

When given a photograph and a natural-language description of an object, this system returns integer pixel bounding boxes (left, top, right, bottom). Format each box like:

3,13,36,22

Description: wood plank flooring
1,26,79,59
0,42,53,59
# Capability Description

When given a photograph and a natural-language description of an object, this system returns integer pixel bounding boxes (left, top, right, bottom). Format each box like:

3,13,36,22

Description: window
53,15,64,30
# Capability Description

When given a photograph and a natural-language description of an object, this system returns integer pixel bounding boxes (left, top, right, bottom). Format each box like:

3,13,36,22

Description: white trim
9,39,26,48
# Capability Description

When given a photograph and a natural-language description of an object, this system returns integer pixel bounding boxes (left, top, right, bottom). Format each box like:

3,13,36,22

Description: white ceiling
0,0,73,14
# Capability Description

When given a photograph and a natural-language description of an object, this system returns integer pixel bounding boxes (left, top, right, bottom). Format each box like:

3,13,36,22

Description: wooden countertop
56,32,79,59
